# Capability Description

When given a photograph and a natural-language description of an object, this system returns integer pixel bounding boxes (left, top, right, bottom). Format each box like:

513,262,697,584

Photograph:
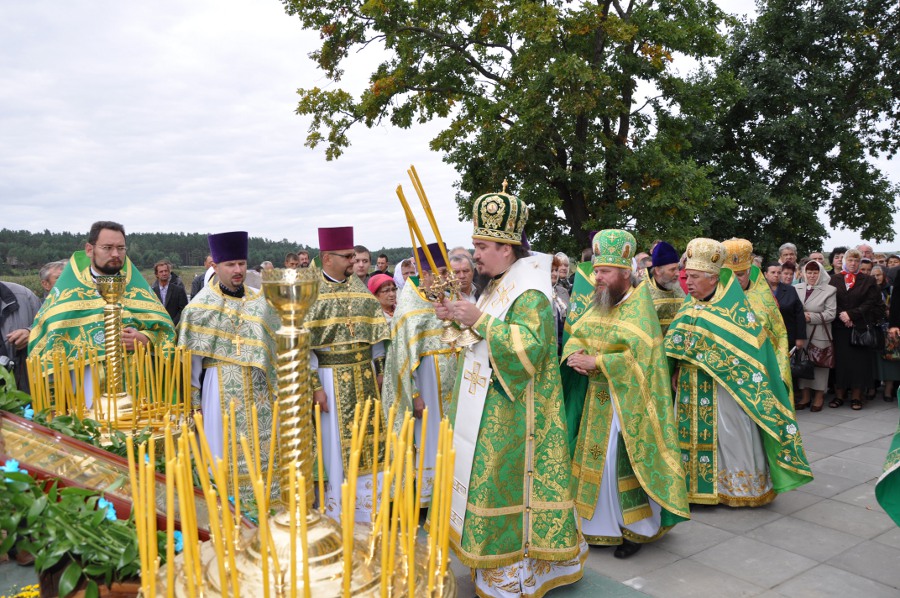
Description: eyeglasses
328,252,354,260
95,245,127,253
378,286,398,294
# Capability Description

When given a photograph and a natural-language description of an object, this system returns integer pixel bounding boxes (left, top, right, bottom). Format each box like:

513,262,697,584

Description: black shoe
613,540,642,559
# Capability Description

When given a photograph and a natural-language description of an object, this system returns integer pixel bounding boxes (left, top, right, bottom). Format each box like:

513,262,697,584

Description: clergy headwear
472,188,528,245
684,238,726,274
318,227,354,252
651,241,679,268
591,229,636,270
721,238,754,272
416,242,448,271
208,231,248,263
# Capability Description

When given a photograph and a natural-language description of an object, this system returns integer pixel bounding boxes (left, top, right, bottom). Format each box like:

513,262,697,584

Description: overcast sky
2,1,897,252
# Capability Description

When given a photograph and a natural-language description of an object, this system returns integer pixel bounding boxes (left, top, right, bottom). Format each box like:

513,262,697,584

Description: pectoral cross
234,335,242,357
464,362,488,394
347,319,356,337
492,283,514,309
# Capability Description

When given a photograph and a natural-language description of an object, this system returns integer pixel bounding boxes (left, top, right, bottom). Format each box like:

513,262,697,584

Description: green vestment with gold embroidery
448,288,580,569
29,251,176,366
664,270,812,504
561,282,690,542
304,272,390,474
645,275,687,335
742,266,793,403
177,283,281,503
876,402,900,526
381,278,458,430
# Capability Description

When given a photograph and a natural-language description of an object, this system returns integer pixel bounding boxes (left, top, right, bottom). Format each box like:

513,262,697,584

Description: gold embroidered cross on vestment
464,362,488,394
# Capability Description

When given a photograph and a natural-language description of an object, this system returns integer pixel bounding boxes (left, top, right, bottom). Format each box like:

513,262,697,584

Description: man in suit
764,262,807,349
152,260,189,327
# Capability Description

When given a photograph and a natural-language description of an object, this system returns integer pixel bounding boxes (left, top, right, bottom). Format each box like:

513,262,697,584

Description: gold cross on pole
463,362,488,394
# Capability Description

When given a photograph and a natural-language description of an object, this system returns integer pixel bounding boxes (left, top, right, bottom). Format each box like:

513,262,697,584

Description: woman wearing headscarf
829,249,885,410
795,261,836,411
368,273,398,325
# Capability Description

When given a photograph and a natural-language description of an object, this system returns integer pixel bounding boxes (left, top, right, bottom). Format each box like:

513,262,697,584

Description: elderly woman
551,254,571,356
367,273,397,325
873,265,899,401
829,249,885,410
829,246,847,273
796,261,836,411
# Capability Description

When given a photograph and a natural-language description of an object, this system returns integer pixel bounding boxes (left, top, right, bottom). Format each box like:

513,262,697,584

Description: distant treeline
0,229,414,274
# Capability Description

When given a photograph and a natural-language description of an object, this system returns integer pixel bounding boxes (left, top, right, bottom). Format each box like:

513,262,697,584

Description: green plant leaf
58,561,83,597
84,580,99,598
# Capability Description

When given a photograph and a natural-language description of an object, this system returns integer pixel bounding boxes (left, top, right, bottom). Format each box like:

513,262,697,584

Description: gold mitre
684,238,726,274
721,238,753,272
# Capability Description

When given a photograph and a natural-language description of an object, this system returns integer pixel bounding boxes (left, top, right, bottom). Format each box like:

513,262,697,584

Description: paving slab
745,515,863,562
690,535,818,588
797,433,857,457
689,504,784,534
582,543,680,583
829,482,885,512
834,445,896,466
796,470,862,498
653,519,735,557
622,558,766,598
834,416,899,435
811,455,884,483
761,490,822,516
826,540,900,589
804,426,887,448
772,563,898,598
792,499,897,539
872,526,900,550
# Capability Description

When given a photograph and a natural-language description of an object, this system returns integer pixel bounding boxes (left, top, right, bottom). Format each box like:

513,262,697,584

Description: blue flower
23,405,34,420
173,530,184,553
2,459,21,473
97,497,118,521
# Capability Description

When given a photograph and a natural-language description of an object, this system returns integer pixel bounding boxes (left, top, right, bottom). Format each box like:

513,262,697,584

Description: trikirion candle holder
133,266,458,597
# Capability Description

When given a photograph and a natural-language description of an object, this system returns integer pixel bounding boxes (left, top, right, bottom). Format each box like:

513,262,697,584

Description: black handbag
850,323,885,350
790,347,815,380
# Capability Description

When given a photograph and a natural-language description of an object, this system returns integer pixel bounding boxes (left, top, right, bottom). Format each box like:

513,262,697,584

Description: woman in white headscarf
393,257,415,291
795,260,836,411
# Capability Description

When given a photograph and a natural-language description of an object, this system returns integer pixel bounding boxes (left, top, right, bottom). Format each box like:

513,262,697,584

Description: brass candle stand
146,267,457,597
95,275,134,422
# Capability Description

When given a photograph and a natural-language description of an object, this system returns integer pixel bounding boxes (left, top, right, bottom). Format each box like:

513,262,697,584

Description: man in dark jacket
152,260,189,326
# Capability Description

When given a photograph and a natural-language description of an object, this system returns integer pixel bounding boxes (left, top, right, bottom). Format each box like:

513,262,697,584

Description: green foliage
283,0,898,255
283,0,732,253
693,0,900,257
0,474,145,593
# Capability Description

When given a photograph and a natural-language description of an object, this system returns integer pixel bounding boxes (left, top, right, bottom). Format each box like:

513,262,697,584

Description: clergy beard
658,278,680,291
93,261,121,276
593,279,629,312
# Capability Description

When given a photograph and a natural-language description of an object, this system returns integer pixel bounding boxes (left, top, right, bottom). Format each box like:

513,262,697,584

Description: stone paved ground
451,394,900,597
2,396,898,597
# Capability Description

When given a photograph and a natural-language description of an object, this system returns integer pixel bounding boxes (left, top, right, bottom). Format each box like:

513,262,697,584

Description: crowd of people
2,212,899,598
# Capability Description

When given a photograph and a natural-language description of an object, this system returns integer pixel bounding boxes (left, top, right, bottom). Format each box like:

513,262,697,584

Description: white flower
697,353,704,360
747,312,757,323
673,334,683,344
752,372,763,384
699,455,710,463
682,453,689,461
786,424,797,435
732,358,739,366
700,397,711,406
737,378,744,385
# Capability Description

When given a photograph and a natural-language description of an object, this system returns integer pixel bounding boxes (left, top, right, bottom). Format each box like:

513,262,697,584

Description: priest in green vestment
644,241,686,335
28,221,176,407
436,189,584,598
876,399,900,526
721,238,794,405
178,231,281,504
562,230,689,559
665,238,813,507
306,226,390,522
381,242,458,506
